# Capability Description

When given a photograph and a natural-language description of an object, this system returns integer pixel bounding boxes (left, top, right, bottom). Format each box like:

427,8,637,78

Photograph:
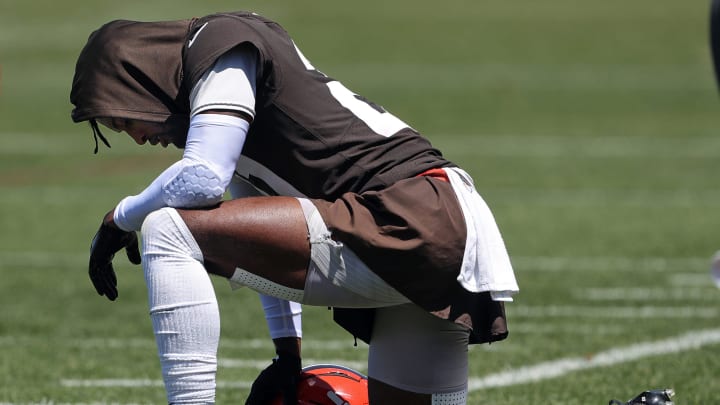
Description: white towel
445,168,519,301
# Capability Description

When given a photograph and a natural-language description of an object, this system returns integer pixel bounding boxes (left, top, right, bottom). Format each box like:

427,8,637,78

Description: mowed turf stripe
1,251,710,272
484,189,720,207
433,134,720,159
511,305,718,319
511,255,712,273
4,133,720,158
468,327,720,391
0,336,364,351
327,62,707,92
60,379,251,389
574,287,720,302
3,188,719,207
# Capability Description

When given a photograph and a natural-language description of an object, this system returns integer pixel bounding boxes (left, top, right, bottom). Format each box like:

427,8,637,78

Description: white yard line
219,338,365,350
60,328,720,393
0,336,362,350
668,273,715,287
510,256,711,273
468,328,720,391
574,287,719,302
61,379,163,388
511,305,718,319
507,322,627,336
60,379,251,389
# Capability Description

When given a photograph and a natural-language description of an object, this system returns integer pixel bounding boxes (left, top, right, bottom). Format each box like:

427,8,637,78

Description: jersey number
293,41,410,137
326,81,411,137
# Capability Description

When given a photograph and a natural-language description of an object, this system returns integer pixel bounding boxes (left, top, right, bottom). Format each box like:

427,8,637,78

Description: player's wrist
102,209,120,229
273,336,301,359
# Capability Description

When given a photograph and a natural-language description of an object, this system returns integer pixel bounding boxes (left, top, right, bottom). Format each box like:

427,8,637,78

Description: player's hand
245,351,301,405
88,212,141,301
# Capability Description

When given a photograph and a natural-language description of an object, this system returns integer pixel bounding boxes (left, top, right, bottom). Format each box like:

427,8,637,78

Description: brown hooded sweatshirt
70,19,192,132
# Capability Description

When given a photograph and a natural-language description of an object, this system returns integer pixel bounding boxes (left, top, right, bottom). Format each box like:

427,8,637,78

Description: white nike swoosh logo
188,22,209,48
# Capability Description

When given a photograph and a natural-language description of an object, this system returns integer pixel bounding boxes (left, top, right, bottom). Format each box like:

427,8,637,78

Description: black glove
88,220,141,301
245,352,301,405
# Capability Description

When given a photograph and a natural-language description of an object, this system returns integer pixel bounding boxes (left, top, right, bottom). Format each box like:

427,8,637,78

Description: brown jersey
183,12,454,199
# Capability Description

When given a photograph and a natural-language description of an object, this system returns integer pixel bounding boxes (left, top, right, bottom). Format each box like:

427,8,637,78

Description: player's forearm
113,114,249,232
113,174,168,231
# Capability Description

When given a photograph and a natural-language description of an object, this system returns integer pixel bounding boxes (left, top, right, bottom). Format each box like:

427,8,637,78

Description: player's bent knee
141,207,203,263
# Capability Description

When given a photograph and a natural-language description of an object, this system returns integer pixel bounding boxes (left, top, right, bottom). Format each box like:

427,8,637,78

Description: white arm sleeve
113,114,249,231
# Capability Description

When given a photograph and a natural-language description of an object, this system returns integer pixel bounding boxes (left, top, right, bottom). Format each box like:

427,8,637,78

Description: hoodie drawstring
89,119,111,154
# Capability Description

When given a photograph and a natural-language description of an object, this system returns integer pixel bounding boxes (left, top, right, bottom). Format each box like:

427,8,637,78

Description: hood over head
70,18,193,149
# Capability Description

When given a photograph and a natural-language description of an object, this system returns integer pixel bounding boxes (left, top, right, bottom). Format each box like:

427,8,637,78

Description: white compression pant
142,207,219,404
370,304,470,402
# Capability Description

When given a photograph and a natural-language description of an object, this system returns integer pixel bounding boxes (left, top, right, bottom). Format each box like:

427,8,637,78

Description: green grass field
2,0,719,403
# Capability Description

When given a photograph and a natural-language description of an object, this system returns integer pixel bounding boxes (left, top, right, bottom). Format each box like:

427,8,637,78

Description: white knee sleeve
142,208,219,404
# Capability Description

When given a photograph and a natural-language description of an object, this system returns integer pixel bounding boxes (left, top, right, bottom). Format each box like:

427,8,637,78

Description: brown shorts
310,174,508,344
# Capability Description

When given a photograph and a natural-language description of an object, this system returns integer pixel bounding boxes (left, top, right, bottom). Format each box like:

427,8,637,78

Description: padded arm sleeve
113,114,249,231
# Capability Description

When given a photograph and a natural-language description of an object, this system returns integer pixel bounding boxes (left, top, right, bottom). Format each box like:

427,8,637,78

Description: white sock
141,207,219,404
